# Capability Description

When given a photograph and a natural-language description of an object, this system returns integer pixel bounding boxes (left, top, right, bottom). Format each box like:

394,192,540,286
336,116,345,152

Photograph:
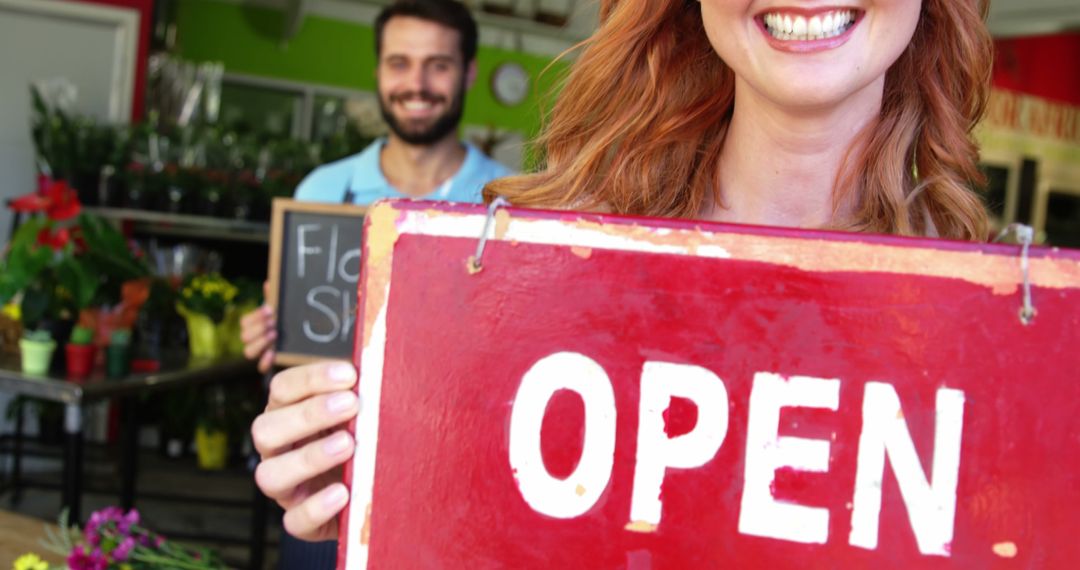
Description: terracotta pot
65,343,97,379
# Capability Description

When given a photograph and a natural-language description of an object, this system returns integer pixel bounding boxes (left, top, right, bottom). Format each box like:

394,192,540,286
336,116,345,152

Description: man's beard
378,82,466,146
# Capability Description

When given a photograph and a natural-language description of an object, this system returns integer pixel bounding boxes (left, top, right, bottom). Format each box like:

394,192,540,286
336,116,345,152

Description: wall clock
491,61,530,107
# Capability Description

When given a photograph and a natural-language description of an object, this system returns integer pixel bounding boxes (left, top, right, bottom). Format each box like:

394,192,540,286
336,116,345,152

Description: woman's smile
757,8,864,52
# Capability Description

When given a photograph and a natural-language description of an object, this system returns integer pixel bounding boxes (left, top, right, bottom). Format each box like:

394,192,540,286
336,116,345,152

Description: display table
0,353,256,522
0,508,63,565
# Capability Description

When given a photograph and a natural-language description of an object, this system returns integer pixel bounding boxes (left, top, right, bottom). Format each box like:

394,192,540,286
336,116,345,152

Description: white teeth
763,9,855,41
792,16,806,36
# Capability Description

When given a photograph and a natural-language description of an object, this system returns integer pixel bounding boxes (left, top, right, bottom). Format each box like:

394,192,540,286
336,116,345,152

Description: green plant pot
106,344,131,379
19,338,57,375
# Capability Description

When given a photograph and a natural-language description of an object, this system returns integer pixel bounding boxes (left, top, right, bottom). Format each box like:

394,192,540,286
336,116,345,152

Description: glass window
1045,190,1080,248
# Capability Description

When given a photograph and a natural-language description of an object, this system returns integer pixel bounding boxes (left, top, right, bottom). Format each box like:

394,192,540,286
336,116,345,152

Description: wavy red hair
485,0,993,240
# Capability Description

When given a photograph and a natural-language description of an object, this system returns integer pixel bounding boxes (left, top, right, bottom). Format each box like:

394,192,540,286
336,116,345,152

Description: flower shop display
16,507,227,569
0,181,151,366
18,329,56,375
64,325,95,379
27,76,372,224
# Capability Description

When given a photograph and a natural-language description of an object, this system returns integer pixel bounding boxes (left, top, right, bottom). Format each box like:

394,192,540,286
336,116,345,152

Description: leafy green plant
22,329,53,343
69,326,93,345
110,329,131,346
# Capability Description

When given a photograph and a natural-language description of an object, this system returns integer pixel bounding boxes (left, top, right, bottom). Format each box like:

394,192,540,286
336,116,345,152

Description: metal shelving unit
83,207,271,244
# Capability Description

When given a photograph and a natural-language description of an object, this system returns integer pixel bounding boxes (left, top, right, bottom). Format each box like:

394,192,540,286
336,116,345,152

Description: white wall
0,0,137,249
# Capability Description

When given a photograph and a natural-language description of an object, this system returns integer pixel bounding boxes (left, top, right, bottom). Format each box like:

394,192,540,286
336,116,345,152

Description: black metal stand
119,397,139,510
8,399,25,506
247,369,274,570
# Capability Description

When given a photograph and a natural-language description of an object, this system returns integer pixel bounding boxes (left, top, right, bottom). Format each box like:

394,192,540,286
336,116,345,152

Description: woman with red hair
250,0,994,541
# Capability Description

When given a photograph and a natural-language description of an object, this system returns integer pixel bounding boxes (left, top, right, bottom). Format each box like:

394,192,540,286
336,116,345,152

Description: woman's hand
241,282,276,373
252,361,360,541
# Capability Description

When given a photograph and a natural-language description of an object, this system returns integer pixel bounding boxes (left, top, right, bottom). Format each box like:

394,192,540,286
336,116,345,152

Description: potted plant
194,385,229,470
19,329,56,375
65,325,96,379
0,179,85,372
175,273,238,359
106,328,132,379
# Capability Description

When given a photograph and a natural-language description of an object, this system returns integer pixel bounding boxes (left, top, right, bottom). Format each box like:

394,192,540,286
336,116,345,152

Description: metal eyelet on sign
468,196,511,274
994,223,1036,326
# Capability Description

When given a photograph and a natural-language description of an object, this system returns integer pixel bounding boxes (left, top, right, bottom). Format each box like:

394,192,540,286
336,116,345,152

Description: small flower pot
195,426,228,470
65,343,97,379
181,311,222,359
19,338,57,375
106,344,131,379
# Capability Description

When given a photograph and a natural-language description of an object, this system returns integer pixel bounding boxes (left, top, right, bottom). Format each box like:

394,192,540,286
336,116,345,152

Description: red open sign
340,200,1080,569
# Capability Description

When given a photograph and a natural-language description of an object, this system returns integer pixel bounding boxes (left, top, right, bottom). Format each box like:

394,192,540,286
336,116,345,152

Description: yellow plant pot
177,305,222,359
195,426,228,470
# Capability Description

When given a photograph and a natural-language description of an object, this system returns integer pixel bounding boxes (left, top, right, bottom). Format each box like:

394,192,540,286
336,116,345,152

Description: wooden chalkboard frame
268,198,368,367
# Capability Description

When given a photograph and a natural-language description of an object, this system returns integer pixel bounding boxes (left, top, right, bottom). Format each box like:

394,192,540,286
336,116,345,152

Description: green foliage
0,212,149,328
0,217,80,328
110,329,132,346
22,329,53,343
70,325,94,345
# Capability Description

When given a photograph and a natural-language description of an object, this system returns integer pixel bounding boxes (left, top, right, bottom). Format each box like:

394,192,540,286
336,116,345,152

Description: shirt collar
349,137,483,198
348,138,391,194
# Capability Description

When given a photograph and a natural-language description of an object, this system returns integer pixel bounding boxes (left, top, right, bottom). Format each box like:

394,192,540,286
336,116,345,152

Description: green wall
176,0,565,140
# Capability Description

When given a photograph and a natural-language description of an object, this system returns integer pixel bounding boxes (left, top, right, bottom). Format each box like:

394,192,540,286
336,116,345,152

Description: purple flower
84,506,125,544
118,509,140,534
113,536,136,561
66,546,107,570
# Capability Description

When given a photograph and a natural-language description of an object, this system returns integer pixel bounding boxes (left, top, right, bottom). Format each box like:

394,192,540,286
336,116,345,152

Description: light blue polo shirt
294,138,511,205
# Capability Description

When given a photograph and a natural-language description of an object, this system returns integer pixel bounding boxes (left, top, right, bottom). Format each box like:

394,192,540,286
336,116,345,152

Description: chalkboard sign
267,198,367,365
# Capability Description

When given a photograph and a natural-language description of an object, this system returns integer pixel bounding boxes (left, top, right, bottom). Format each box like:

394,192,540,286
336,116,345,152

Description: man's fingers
258,349,275,374
243,330,276,360
254,429,355,499
240,306,275,345
265,361,357,410
281,482,349,542
252,391,359,456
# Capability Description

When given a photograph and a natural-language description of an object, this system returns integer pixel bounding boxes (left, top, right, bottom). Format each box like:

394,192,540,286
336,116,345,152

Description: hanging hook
994,223,1036,325
468,197,510,274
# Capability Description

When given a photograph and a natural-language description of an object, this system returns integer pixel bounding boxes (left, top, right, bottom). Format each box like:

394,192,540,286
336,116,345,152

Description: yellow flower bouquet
175,273,238,359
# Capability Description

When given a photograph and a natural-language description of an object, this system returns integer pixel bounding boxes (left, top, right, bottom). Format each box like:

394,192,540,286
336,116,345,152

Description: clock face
491,62,530,107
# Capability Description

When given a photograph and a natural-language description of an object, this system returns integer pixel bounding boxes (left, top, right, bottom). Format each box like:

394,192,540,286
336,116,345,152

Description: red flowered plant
26,507,227,569
9,178,82,221
0,183,149,330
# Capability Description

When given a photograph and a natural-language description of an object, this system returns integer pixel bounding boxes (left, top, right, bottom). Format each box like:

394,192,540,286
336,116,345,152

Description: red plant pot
65,343,96,379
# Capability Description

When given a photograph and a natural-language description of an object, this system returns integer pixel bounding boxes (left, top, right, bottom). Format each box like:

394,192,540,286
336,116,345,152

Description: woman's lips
756,8,863,53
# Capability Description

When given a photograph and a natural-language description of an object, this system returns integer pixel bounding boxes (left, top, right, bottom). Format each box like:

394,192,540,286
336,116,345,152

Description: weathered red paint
340,200,1080,569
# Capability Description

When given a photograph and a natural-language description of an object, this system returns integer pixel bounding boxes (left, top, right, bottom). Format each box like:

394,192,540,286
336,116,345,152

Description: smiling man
244,0,510,373
294,0,510,205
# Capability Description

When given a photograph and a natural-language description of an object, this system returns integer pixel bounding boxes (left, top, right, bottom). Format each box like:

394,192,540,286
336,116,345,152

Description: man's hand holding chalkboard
251,361,360,541
241,282,277,373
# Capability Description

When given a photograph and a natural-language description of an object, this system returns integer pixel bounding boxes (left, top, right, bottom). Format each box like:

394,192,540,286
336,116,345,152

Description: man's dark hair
374,0,478,63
